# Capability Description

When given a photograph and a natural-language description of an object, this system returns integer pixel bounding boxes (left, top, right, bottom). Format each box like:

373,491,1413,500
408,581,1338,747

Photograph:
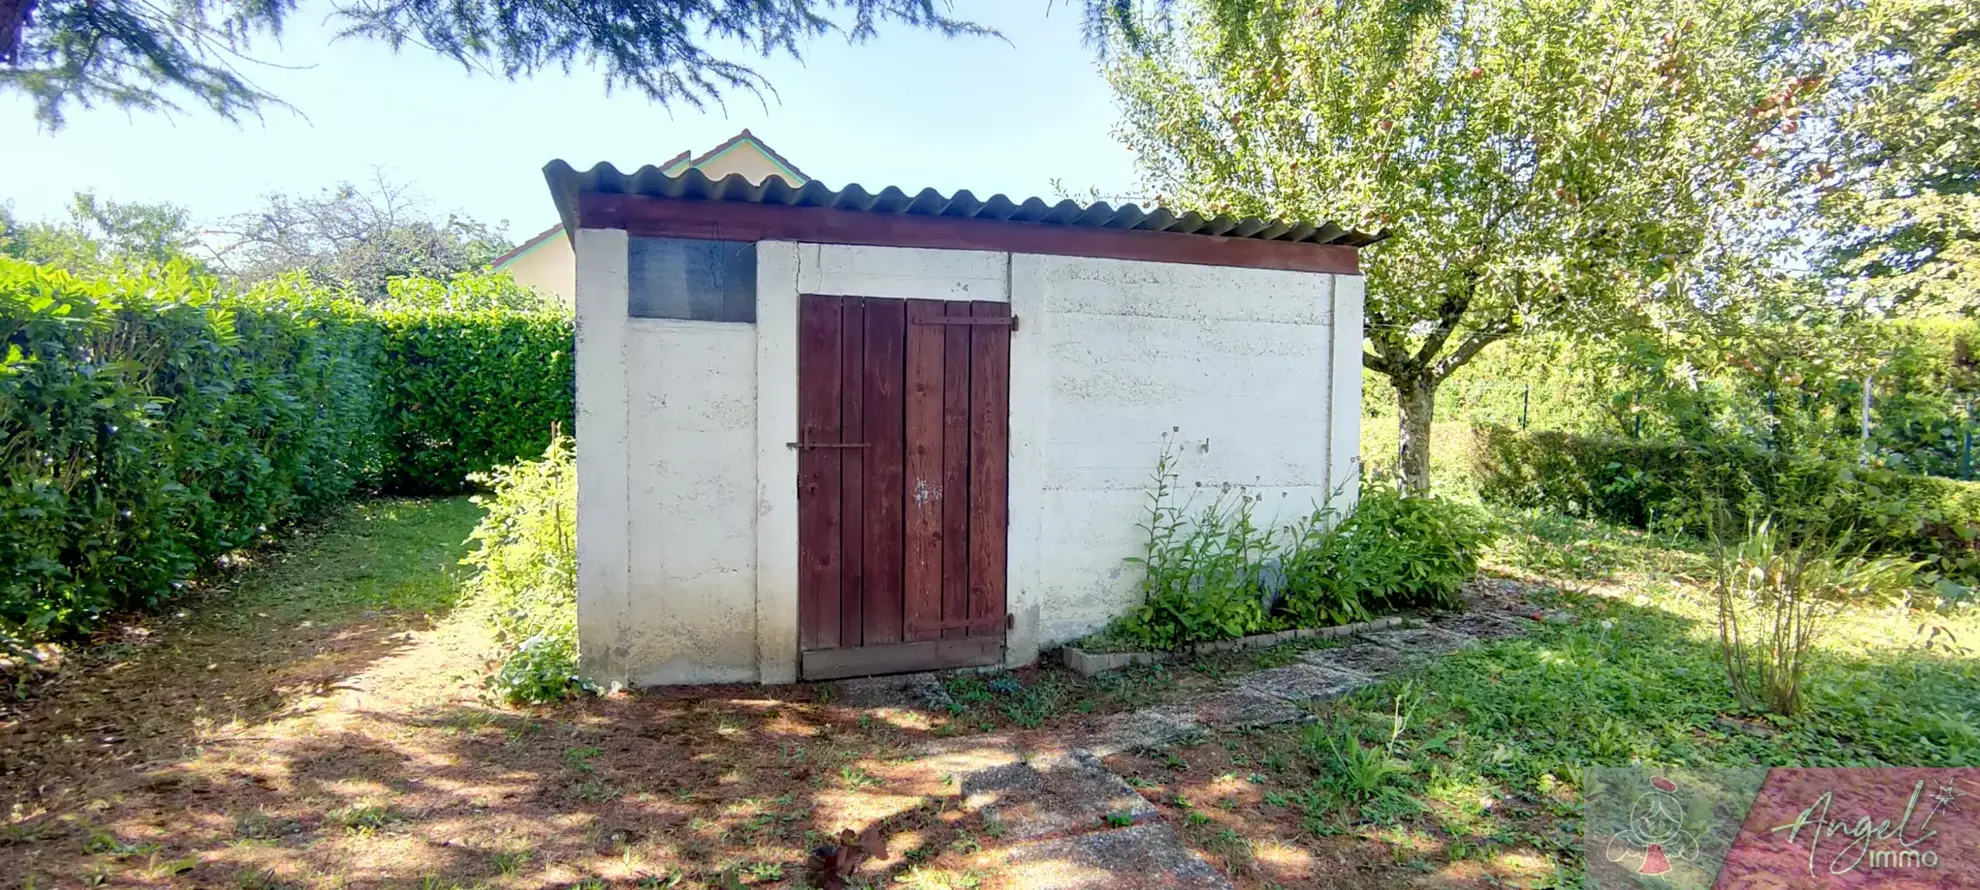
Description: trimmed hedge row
1471,426,1980,588
1,259,573,638
376,308,574,493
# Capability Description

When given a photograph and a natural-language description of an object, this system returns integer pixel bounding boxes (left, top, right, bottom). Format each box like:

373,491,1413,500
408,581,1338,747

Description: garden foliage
1373,319,1980,479
375,279,574,492
0,260,382,638
1473,426,1980,596
1712,523,1920,716
0,259,573,640
460,436,588,704
1108,443,1492,651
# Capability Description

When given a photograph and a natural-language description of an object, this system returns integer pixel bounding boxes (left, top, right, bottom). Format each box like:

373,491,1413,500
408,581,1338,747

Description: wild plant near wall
460,435,589,704
1116,444,1276,650
1107,441,1492,651
0,259,382,639
1713,523,1920,715
1283,486,1490,621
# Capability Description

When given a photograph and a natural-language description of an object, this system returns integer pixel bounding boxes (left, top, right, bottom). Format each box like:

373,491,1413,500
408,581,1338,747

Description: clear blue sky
0,0,1140,242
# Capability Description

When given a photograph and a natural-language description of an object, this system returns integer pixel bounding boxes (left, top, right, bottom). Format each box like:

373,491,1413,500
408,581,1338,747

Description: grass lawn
3,495,1975,890
1103,510,1980,888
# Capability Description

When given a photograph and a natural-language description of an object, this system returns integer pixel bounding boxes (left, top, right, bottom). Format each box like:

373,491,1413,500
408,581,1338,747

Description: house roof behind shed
542,161,1384,259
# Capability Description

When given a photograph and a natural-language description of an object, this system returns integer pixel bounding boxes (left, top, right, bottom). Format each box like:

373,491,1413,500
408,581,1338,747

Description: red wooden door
796,295,1011,680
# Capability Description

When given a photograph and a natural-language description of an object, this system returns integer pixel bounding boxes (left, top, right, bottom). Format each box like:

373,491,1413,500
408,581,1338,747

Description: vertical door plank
966,300,1012,639
861,299,907,646
838,298,867,649
796,295,842,650
940,302,973,639
903,299,947,643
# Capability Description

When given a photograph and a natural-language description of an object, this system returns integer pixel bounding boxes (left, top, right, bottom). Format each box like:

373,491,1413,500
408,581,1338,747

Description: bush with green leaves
460,435,589,704
1,259,574,644
1367,318,1980,482
1105,443,1493,652
375,286,574,493
1112,446,1277,650
1473,426,1980,598
0,259,382,638
1285,485,1492,620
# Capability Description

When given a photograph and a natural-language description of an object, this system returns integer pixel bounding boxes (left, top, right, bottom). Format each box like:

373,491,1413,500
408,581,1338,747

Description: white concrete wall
1014,255,1356,647
623,320,759,685
577,237,1363,685
574,228,632,685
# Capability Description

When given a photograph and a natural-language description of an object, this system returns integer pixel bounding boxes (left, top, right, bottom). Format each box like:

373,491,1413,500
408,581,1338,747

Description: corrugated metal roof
543,161,1384,249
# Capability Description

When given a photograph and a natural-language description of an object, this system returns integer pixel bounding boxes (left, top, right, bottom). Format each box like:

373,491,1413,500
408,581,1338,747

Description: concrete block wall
1016,255,1359,647
575,235,1362,686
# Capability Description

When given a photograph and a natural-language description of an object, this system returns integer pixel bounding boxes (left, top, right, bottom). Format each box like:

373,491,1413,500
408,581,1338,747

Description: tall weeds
1713,522,1918,715
1108,436,1490,651
461,434,588,704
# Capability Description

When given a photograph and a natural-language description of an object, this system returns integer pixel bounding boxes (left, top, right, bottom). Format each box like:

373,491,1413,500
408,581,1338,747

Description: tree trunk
0,0,33,63
1395,374,1437,494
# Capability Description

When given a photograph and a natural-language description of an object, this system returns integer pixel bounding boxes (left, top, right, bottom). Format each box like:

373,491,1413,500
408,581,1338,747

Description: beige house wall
503,235,578,305
498,138,803,305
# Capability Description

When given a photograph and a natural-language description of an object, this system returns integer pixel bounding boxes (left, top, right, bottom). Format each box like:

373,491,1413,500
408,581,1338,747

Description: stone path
892,592,1540,889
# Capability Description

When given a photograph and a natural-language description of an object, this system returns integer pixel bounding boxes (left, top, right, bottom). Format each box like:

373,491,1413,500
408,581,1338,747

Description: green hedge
1376,320,1980,478
376,307,574,493
1,261,383,637
1,259,574,639
1472,426,1980,590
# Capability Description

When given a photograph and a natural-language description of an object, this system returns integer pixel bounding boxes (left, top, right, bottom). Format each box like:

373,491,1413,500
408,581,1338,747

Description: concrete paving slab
1358,624,1476,655
961,750,1158,840
1001,823,1234,890
1304,642,1413,677
1176,687,1306,728
833,672,955,710
1235,661,1372,704
1082,705,1203,758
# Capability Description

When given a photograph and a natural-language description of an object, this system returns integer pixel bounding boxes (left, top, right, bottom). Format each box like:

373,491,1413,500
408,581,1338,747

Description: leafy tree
1814,0,1979,317
0,191,200,271
208,173,514,299
1101,0,1834,491
1,0,988,128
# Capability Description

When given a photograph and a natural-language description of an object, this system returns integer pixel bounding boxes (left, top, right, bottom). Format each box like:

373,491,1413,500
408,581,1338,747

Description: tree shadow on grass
7,687,1013,889
0,497,486,821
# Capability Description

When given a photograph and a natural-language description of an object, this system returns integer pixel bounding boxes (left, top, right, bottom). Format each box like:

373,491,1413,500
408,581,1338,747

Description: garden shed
543,161,1378,687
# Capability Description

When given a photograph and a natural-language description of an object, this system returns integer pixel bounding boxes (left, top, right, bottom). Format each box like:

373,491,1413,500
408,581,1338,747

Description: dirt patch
1,498,1254,890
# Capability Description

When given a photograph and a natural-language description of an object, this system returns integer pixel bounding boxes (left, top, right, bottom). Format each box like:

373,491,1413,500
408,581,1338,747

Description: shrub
1106,444,1493,651
1286,485,1492,617
460,435,589,704
0,260,381,638
1472,426,1980,596
0,259,574,643
1713,523,1921,715
375,274,574,493
1113,447,1276,650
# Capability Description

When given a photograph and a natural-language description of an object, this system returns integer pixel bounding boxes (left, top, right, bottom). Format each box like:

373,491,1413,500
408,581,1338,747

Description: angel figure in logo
1605,775,1700,877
